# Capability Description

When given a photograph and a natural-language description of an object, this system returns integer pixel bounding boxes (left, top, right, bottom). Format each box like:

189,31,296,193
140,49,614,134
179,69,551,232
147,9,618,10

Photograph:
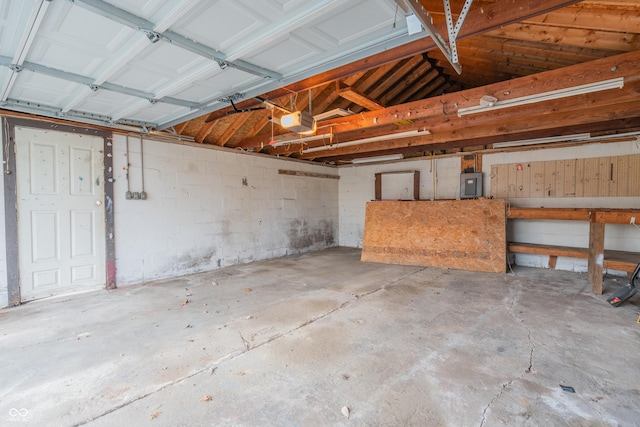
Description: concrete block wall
338,157,460,248
0,129,6,307
112,135,338,285
483,140,640,272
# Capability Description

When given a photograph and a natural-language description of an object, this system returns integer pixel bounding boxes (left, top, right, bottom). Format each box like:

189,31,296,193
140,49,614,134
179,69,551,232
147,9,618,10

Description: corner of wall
0,125,7,308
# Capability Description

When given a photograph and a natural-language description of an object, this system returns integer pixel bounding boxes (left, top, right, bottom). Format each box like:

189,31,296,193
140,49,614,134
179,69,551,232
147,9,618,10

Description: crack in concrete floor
3,248,639,426
480,285,537,427
77,266,426,425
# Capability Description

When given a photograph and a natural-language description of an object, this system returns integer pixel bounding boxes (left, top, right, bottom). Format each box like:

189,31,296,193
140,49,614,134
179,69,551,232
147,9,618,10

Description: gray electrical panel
460,173,483,199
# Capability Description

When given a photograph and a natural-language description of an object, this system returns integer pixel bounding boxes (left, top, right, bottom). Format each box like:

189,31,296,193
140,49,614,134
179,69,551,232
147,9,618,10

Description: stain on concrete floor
1,247,639,426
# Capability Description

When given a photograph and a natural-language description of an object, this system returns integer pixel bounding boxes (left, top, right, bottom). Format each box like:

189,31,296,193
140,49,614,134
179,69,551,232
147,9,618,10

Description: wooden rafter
237,50,640,151
195,120,218,144
203,0,582,124
217,113,252,147
298,98,640,159
337,83,384,111
316,117,640,162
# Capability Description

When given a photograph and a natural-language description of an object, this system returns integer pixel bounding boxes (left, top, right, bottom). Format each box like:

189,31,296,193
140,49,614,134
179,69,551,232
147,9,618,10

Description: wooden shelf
507,207,640,223
508,242,638,274
505,207,640,294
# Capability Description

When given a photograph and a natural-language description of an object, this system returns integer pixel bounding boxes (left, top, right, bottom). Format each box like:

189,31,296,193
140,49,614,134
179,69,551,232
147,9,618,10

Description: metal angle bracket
396,0,472,75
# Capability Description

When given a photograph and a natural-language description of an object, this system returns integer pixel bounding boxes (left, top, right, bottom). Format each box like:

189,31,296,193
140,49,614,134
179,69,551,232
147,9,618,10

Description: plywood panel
581,157,600,197
563,159,576,197
507,164,518,198
361,199,506,273
617,156,630,197
515,163,531,198
492,154,638,199
554,160,565,197
492,164,509,199
575,158,585,198
628,155,640,196
606,157,618,197
530,162,546,198
544,161,556,198
519,163,532,198
597,157,611,197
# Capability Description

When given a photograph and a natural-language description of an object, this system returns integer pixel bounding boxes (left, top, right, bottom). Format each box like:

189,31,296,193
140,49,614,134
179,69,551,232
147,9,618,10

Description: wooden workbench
507,207,640,294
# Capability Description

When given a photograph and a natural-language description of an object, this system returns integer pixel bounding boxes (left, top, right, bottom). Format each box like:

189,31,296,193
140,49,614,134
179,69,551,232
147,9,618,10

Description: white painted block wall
112,135,339,285
0,129,6,307
2,131,639,306
483,140,640,272
338,157,460,248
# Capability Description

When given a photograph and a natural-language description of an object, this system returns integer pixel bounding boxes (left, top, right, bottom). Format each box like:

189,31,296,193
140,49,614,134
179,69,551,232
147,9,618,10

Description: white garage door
15,127,105,301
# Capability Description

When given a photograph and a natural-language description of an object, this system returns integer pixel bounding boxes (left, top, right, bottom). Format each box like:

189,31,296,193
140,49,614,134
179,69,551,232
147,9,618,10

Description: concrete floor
1,247,639,427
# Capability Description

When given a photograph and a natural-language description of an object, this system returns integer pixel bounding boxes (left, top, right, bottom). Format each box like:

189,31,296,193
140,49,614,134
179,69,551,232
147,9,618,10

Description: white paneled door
15,127,105,301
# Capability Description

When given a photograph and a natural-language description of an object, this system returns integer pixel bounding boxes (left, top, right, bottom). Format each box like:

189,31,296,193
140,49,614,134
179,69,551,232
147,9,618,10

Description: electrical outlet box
460,173,483,199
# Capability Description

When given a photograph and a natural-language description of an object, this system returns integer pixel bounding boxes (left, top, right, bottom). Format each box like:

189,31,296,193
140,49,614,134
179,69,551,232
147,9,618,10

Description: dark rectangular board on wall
361,199,506,273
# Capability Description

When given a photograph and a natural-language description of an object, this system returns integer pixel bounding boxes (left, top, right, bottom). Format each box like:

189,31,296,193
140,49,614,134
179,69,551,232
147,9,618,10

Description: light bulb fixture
457,78,624,117
280,111,316,135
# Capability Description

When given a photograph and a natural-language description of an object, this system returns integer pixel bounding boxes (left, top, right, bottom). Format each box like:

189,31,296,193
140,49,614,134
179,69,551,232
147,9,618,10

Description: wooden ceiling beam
353,50,640,130
378,61,435,106
195,120,219,144
242,49,640,150
317,116,640,162
391,68,440,105
216,113,252,146
204,0,582,123
299,98,640,159
426,2,640,34
405,76,448,102
337,82,384,111
432,45,576,71
353,61,399,93
174,122,189,134
312,114,640,162
523,6,640,34
465,35,620,63
367,56,423,101
487,23,639,52
296,75,640,157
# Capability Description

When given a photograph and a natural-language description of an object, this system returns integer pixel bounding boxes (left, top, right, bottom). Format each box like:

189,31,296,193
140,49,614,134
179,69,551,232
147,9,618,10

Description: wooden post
588,221,605,294
374,173,382,200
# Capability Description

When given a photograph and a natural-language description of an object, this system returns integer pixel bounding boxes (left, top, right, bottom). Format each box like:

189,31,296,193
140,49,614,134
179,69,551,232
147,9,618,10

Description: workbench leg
588,222,605,295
